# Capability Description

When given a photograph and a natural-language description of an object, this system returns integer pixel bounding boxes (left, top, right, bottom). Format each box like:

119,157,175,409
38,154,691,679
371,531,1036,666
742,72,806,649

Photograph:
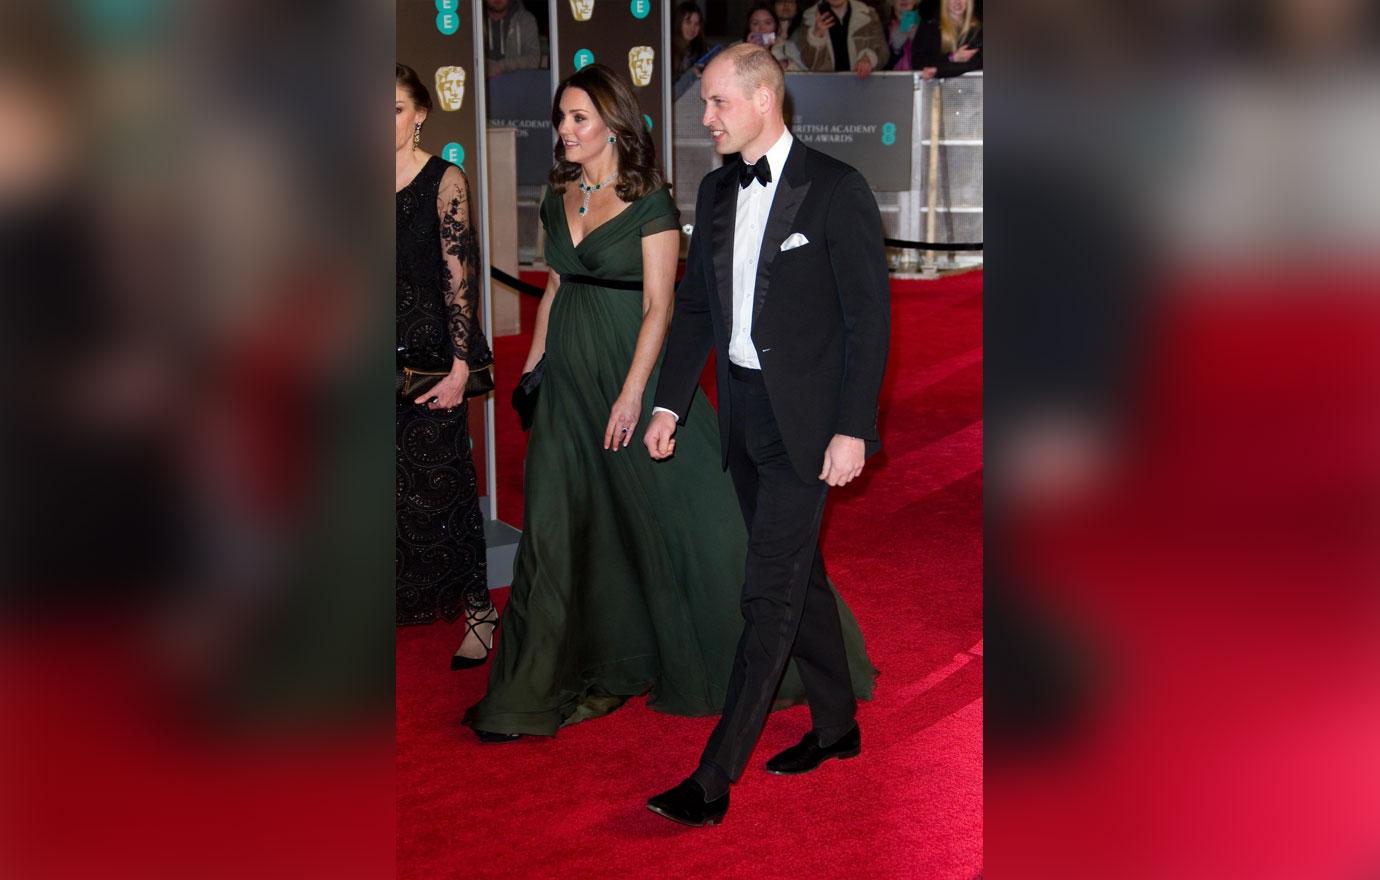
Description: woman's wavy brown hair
549,64,664,202
395,63,432,112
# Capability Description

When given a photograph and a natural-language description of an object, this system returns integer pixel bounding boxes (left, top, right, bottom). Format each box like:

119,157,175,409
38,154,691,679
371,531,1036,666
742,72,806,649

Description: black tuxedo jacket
654,139,890,484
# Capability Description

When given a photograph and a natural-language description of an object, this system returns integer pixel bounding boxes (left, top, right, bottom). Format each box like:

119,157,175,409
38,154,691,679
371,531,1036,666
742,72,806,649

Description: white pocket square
779,232,810,252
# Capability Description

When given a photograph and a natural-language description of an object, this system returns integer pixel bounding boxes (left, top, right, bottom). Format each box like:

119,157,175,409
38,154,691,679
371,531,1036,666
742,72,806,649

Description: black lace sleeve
437,165,492,366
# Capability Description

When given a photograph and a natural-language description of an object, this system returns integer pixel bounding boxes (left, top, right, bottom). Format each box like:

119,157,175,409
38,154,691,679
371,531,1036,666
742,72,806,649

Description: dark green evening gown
463,186,876,736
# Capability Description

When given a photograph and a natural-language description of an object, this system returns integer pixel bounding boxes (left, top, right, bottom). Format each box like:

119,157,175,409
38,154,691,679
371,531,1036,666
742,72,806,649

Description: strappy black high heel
450,605,500,670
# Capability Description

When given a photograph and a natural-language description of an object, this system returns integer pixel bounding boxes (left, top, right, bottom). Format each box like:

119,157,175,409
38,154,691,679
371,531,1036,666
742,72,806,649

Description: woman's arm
603,227,678,450
421,165,490,408
522,268,561,373
915,21,982,78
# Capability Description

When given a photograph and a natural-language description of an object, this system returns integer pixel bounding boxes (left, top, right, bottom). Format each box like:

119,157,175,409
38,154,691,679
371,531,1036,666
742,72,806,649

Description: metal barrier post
923,80,943,277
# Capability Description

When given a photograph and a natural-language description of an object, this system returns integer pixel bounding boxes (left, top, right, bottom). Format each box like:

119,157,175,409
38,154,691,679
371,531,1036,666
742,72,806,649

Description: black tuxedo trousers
693,366,857,792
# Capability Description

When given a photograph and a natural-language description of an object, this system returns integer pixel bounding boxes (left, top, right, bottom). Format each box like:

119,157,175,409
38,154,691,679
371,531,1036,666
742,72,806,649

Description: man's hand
819,434,866,487
856,58,874,78
644,410,679,460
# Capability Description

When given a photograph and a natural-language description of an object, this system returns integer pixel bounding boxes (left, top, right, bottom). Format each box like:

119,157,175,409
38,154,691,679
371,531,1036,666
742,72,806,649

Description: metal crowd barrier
673,70,983,273
514,70,983,273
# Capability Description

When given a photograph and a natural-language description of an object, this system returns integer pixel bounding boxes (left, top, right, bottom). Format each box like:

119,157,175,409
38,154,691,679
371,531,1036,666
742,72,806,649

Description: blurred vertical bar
1,0,394,875
985,0,1380,876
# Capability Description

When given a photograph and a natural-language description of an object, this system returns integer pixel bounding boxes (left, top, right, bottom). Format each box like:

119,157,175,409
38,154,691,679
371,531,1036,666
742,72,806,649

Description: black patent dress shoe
646,779,729,827
474,729,522,744
765,724,861,775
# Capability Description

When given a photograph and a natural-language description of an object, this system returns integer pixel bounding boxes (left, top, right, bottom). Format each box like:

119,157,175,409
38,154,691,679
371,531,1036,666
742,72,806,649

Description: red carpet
397,271,983,879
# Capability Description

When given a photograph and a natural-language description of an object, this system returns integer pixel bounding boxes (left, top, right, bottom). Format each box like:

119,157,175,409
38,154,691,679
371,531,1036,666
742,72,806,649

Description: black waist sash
563,274,643,291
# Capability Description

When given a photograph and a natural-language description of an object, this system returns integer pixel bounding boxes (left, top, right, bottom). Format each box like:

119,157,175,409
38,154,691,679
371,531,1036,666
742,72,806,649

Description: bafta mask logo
628,46,655,87
435,66,466,111
570,0,594,21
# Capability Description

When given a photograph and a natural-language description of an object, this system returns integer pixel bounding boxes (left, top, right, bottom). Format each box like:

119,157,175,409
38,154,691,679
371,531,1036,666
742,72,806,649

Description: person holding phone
745,2,805,71
794,0,888,77
882,0,922,71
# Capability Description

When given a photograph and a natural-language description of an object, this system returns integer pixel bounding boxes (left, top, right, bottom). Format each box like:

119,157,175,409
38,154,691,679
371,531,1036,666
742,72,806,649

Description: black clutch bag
510,355,545,431
397,361,495,402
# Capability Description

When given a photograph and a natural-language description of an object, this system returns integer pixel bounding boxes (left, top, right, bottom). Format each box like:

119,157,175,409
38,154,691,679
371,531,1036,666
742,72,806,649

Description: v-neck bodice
541,186,679,282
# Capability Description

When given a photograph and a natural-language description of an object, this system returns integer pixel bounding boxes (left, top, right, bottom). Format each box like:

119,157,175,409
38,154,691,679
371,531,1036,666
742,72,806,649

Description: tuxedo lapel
751,143,811,330
710,170,737,336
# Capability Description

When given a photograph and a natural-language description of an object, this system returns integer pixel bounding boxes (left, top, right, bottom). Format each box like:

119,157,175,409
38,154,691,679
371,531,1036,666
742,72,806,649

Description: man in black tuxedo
643,43,890,826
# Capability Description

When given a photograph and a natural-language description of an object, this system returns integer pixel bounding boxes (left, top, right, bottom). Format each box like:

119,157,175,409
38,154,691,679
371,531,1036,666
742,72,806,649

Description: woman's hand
951,46,979,63
603,390,641,451
812,10,837,38
920,66,938,79
856,58,874,78
416,362,470,410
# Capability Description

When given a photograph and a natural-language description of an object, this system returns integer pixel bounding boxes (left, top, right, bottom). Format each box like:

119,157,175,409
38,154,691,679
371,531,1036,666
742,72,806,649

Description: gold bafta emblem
628,46,655,87
434,66,467,111
569,0,594,22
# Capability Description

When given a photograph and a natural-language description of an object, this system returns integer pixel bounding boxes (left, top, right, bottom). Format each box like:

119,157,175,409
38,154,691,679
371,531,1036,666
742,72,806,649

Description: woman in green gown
464,64,875,741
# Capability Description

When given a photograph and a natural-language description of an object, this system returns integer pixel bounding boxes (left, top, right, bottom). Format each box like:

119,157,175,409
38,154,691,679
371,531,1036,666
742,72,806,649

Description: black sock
816,721,858,749
691,762,731,801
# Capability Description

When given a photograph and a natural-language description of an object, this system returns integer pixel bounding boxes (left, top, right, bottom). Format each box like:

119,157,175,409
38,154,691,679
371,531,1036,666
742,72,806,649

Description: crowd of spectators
478,1,981,87
668,0,982,87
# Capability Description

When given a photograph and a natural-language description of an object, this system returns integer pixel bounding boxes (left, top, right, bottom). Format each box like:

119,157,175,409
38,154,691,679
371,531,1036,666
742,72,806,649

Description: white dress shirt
654,129,794,422
729,128,794,370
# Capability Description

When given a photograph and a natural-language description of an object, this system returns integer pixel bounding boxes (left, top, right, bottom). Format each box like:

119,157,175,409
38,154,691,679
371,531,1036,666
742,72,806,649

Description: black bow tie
738,158,772,189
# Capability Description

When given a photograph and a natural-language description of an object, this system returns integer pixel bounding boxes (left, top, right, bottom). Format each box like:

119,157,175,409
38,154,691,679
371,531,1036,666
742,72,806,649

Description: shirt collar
758,129,794,185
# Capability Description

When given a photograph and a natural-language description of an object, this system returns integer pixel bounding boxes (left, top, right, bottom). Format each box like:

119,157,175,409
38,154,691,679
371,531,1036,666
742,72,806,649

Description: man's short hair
716,42,785,111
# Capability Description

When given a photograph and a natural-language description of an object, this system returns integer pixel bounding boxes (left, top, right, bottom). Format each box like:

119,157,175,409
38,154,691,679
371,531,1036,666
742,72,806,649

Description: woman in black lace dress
395,64,496,667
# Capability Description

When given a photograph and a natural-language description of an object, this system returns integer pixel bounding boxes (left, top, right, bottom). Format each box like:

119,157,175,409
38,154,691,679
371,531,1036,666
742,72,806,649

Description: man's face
485,0,510,14
700,60,762,156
